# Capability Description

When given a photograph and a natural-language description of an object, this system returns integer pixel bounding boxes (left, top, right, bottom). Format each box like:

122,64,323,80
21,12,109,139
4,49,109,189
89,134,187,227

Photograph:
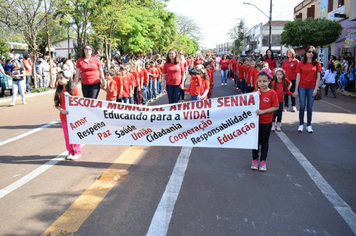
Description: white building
52,37,77,59
244,21,290,56
216,41,233,55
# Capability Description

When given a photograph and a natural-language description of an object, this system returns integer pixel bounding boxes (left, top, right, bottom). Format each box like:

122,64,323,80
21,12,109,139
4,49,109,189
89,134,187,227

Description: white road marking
146,146,193,236
277,131,356,234
0,120,59,146
0,152,66,199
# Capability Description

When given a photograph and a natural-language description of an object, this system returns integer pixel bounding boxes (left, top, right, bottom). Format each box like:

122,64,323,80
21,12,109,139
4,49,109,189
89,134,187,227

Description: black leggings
82,82,101,99
252,123,272,161
273,102,284,123
284,80,296,107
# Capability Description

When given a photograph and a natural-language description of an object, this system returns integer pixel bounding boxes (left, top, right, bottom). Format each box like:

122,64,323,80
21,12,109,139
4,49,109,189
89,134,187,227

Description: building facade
52,37,77,59
294,0,356,57
244,21,290,57
216,41,232,56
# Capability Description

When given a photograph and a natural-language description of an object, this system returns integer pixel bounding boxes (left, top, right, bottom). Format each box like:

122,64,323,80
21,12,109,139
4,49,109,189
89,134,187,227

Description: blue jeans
151,79,157,99
298,87,315,126
12,79,25,102
240,79,248,93
221,69,228,84
190,95,200,101
143,84,148,102
122,97,130,104
148,79,153,100
166,84,180,104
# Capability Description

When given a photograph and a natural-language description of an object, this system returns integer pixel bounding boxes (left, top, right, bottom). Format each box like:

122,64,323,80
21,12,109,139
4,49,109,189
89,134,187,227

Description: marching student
200,67,210,100
54,71,81,160
251,70,279,171
180,66,202,101
271,68,293,132
102,69,117,102
206,62,215,98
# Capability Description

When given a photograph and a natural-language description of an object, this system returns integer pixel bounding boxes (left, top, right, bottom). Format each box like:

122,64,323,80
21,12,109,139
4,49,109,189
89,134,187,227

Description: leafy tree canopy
281,18,343,48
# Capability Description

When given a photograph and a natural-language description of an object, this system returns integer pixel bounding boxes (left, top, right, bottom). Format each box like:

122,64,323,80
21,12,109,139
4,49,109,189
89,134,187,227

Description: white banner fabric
66,92,260,149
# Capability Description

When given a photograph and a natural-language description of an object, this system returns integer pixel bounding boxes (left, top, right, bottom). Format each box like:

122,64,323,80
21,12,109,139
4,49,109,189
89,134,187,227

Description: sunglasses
84,48,92,51
307,50,314,54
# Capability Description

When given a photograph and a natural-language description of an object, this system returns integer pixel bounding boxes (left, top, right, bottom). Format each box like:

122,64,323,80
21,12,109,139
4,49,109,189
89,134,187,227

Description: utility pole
44,0,53,87
269,0,272,49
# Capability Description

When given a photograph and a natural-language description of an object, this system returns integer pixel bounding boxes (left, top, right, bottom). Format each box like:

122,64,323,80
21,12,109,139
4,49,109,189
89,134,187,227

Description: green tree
281,18,343,48
0,38,9,59
228,20,244,55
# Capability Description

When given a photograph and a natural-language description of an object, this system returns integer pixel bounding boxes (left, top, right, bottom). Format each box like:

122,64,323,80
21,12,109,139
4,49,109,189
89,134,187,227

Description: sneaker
22,101,27,105
298,125,303,132
224,83,227,86
221,83,224,86
65,155,73,160
251,159,258,170
271,124,275,132
292,106,297,112
9,102,15,106
283,106,288,112
259,161,267,171
306,126,313,133
276,123,281,132
71,154,81,160
333,93,336,98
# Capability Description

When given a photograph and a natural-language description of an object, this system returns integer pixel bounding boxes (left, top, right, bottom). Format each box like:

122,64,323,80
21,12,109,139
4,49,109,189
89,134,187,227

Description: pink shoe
283,106,288,112
251,159,258,170
259,161,267,171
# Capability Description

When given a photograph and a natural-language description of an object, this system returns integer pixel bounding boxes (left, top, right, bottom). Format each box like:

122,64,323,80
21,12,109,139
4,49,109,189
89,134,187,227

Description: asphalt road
0,71,355,236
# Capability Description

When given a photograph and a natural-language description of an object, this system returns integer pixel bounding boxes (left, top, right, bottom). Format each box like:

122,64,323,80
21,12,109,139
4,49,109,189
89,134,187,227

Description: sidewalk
0,90,55,104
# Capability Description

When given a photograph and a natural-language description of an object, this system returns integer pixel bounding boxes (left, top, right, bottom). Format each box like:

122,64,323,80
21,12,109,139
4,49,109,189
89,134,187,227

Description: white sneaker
298,125,303,132
9,102,15,106
224,83,227,85
306,126,313,133
66,155,73,160
22,101,27,105
71,154,81,160
221,83,224,86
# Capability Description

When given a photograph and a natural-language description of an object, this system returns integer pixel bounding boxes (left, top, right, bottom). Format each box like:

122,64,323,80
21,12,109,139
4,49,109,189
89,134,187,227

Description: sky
165,0,303,49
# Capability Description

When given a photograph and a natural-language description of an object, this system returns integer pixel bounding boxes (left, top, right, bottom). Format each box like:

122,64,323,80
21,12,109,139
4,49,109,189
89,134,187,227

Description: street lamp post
243,1,272,50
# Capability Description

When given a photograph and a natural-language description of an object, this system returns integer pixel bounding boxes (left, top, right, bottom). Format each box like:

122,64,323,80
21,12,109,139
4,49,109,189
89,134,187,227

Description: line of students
100,60,165,105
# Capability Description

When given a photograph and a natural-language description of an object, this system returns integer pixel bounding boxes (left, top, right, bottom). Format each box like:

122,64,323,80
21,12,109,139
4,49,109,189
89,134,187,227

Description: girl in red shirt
206,63,214,98
102,69,117,102
248,60,259,92
54,71,81,160
200,68,210,100
271,68,293,132
264,49,277,75
219,54,229,86
251,70,279,171
181,67,202,101
293,46,322,133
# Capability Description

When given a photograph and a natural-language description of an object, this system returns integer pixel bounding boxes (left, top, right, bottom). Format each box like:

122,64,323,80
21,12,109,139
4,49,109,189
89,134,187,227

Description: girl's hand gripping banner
65,92,259,149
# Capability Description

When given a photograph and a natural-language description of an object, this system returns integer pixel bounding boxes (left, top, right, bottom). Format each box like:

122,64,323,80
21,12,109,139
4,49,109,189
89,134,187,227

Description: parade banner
66,92,259,149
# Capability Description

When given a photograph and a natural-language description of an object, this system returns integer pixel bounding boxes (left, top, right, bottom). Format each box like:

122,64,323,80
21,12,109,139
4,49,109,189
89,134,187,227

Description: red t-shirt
141,68,148,85
219,59,229,70
271,80,293,102
194,60,202,66
230,59,237,72
106,79,117,101
259,89,279,124
264,58,277,74
253,69,260,89
122,75,132,97
59,87,78,121
208,67,215,83
162,62,184,85
113,75,122,95
183,75,202,96
249,68,259,85
76,57,102,85
282,58,299,81
149,68,158,81
244,66,251,80
295,61,322,89
238,64,246,80
131,71,138,87
156,67,162,81
200,80,210,99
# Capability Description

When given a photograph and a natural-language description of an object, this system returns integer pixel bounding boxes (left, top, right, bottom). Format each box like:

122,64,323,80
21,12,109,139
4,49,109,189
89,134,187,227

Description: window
295,13,302,19
307,5,315,18
272,35,281,47
338,0,344,7
328,0,333,12
262,35,269,47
